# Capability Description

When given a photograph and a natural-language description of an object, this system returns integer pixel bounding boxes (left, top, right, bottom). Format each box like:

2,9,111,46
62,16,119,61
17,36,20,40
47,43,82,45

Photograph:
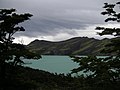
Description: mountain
27,37,110,55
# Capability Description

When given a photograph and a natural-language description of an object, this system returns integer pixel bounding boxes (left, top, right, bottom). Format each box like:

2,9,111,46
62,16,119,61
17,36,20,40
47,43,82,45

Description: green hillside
27,37,110,55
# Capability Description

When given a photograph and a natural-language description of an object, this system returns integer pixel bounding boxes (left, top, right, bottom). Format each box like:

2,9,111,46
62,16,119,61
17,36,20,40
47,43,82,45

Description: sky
0,0,119,44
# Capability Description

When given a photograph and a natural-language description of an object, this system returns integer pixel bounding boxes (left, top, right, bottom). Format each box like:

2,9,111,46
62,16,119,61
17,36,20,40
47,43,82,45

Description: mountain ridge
27,37,110,55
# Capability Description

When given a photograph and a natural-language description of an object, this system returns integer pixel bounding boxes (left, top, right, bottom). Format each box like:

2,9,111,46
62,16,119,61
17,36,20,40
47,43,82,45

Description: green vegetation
27,37,110,55
70,2,120,90
2,64,103,90
0,9,41,90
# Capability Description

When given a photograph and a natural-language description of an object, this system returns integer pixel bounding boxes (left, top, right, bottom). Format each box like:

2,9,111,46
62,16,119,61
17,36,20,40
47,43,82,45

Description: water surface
24,55,79,74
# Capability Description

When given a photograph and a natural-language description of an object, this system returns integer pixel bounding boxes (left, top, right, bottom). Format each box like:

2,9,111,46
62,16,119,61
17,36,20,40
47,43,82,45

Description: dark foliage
70,2,120,90
0,64,88,90
0,9,41,89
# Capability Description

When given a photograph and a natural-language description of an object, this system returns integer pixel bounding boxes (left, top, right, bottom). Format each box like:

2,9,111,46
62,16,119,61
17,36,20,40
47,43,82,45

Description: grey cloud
16,18,87,37
0,0,116,38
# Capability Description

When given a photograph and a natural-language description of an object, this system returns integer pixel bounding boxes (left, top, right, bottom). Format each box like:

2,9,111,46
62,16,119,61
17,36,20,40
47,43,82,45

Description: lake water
24,55,79,74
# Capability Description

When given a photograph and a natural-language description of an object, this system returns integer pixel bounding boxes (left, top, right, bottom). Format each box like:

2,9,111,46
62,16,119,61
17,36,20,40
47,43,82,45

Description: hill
27,37,110,55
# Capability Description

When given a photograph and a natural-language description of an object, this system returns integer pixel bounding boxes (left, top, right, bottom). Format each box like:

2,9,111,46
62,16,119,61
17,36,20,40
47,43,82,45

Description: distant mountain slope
27,37,110,55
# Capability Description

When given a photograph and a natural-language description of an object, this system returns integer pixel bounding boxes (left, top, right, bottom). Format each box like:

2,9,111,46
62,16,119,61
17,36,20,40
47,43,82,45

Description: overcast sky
0,0,119,44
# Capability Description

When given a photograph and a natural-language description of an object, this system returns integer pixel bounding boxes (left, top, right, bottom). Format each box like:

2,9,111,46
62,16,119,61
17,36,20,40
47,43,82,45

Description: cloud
0,0,118,44
13,23,119,45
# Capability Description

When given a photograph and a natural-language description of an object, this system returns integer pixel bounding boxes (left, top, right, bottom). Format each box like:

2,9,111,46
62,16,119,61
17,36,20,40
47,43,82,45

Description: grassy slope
27,37,110,55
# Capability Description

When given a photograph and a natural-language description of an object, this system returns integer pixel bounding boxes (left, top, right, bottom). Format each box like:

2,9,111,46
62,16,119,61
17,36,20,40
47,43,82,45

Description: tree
96,2,120,55
0,9,41,80
70,2,120,90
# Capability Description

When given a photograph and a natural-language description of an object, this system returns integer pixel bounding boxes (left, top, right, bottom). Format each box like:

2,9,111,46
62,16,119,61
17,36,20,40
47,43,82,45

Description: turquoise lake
24,55,79,74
